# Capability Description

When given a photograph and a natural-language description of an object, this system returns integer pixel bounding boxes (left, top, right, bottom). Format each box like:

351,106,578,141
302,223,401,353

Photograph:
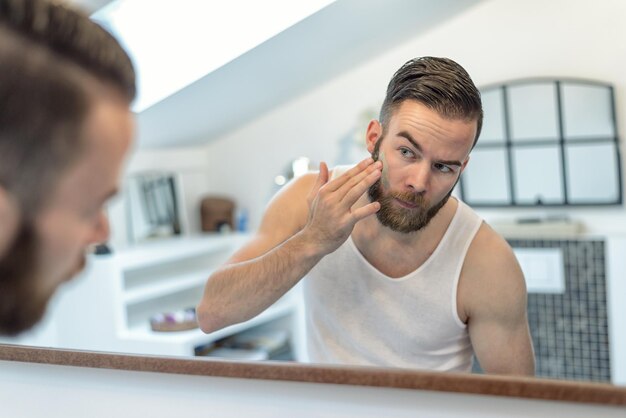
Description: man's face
0,94,134,335
366,100,476,233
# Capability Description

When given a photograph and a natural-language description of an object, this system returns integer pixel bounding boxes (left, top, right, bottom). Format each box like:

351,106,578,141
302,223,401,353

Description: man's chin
0,293,50,336
376,212,429,234
9,266,85,335
65,257,87,282
376,194,451,234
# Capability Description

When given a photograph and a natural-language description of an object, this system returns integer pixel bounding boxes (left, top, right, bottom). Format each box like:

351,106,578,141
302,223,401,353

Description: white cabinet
47,233,300,357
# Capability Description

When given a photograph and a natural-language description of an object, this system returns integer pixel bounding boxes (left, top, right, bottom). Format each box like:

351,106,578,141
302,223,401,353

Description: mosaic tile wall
508,239,610,382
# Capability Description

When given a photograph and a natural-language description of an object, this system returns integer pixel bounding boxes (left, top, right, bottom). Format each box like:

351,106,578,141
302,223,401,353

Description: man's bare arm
196,158,382,333
460,225,535,375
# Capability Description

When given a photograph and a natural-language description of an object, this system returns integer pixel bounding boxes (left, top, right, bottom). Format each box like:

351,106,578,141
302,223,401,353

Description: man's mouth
394,197,418,209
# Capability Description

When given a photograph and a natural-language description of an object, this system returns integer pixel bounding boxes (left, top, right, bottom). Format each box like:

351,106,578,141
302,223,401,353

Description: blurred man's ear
365,120,383,154
0,187,19,258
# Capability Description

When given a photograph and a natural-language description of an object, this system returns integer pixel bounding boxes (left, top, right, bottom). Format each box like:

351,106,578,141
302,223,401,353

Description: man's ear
0,186,19,258
460,155,470,174
365,120,383,154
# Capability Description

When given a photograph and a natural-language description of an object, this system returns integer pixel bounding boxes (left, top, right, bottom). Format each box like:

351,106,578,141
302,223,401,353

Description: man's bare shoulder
460,222,527,317
467,222,518,271
273,171,318,202
260,172,318,233
226,171,320,265
254,164,352,248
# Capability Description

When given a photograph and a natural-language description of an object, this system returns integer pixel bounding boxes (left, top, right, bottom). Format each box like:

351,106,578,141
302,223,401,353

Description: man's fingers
314,162,329,191
307,162,329,204
351,201,381,222
323,157,375,192
341,166,381,206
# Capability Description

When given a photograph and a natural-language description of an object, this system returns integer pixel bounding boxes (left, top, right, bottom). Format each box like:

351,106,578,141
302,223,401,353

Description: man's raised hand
303,158,382,254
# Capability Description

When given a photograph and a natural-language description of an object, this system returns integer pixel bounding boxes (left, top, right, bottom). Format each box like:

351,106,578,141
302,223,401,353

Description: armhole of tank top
450,206,483,329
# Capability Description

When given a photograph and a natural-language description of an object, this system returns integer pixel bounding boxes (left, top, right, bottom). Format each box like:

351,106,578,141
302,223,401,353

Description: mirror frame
1,344,624,406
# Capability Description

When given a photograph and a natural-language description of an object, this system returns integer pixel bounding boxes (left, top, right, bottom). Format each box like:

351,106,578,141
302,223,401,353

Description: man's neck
349,196,459,278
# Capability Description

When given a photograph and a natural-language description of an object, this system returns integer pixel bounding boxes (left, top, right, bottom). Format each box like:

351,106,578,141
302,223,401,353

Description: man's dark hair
0,0,135,217
379,56,483,147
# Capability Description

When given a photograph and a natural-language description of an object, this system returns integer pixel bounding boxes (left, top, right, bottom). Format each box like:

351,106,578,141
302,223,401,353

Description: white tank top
303,166,483,371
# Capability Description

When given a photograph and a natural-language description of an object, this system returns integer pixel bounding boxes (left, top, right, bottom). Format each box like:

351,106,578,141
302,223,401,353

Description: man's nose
406,161,430,193
90,211,110,245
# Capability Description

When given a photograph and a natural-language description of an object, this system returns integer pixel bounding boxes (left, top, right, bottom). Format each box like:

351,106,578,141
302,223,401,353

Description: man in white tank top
198,57,535,375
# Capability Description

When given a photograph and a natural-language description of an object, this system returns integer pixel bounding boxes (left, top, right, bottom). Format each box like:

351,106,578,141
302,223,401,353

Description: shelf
123,271,212,304
42,230,295,357
116,233,249,272
120,296,295,349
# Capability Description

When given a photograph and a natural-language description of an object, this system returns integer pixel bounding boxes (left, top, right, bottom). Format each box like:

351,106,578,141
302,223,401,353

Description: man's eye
434,163,453,173
399,147,415,158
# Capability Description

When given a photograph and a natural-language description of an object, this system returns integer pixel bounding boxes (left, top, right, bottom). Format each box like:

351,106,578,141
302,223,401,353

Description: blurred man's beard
0,221,51,335
367,178,452,233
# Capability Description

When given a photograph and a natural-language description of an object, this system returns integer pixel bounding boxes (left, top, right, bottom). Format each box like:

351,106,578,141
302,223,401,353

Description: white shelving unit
121,297,294,349
47,233,301,357
122,271,209,304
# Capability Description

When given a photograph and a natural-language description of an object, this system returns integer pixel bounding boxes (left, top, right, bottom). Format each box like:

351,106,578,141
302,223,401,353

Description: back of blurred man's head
0,0,136,335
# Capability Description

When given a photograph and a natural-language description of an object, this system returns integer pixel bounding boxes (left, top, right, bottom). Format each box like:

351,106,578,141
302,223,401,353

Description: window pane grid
459,79,622,207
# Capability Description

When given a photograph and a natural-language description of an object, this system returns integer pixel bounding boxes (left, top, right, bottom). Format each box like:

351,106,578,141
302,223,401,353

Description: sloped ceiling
126,0,482,148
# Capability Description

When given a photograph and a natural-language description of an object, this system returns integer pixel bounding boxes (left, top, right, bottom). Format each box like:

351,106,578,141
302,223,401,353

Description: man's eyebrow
397,131,463,167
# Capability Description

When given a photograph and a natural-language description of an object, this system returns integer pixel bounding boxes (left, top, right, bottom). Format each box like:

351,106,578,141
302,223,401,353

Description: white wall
199,0,626,234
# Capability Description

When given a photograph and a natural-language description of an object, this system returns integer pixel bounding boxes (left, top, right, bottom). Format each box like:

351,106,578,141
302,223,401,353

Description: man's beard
0,221,52,335
367,178,452,233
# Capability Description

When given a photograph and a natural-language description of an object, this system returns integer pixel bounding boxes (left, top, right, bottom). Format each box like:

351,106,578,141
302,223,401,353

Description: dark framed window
459,78,622,207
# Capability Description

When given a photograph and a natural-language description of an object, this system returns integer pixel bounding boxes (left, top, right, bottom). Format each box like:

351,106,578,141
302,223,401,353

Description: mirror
460,79,622,207
2,0,626,396
562,84,615,139
512,145,563,204
508,83,560,142
566,144,620,203
479,89,506,144
461,148,511,204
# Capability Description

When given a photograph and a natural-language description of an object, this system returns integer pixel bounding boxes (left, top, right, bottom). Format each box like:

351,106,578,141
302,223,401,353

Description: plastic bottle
237,208,249,232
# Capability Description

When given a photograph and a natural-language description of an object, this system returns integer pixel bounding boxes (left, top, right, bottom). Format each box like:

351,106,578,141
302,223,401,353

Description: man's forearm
197,229,325,333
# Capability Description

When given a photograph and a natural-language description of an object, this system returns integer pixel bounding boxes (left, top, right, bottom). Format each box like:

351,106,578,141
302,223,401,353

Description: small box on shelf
195,324,292,361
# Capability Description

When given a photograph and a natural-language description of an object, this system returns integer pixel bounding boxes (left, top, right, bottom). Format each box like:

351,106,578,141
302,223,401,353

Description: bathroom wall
199,0,626,234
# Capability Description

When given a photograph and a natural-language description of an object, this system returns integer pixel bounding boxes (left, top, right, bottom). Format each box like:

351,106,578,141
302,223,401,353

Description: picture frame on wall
125,171,182,244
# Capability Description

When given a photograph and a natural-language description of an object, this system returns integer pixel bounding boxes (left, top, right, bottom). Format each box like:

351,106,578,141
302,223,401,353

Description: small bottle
237,208,249,232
